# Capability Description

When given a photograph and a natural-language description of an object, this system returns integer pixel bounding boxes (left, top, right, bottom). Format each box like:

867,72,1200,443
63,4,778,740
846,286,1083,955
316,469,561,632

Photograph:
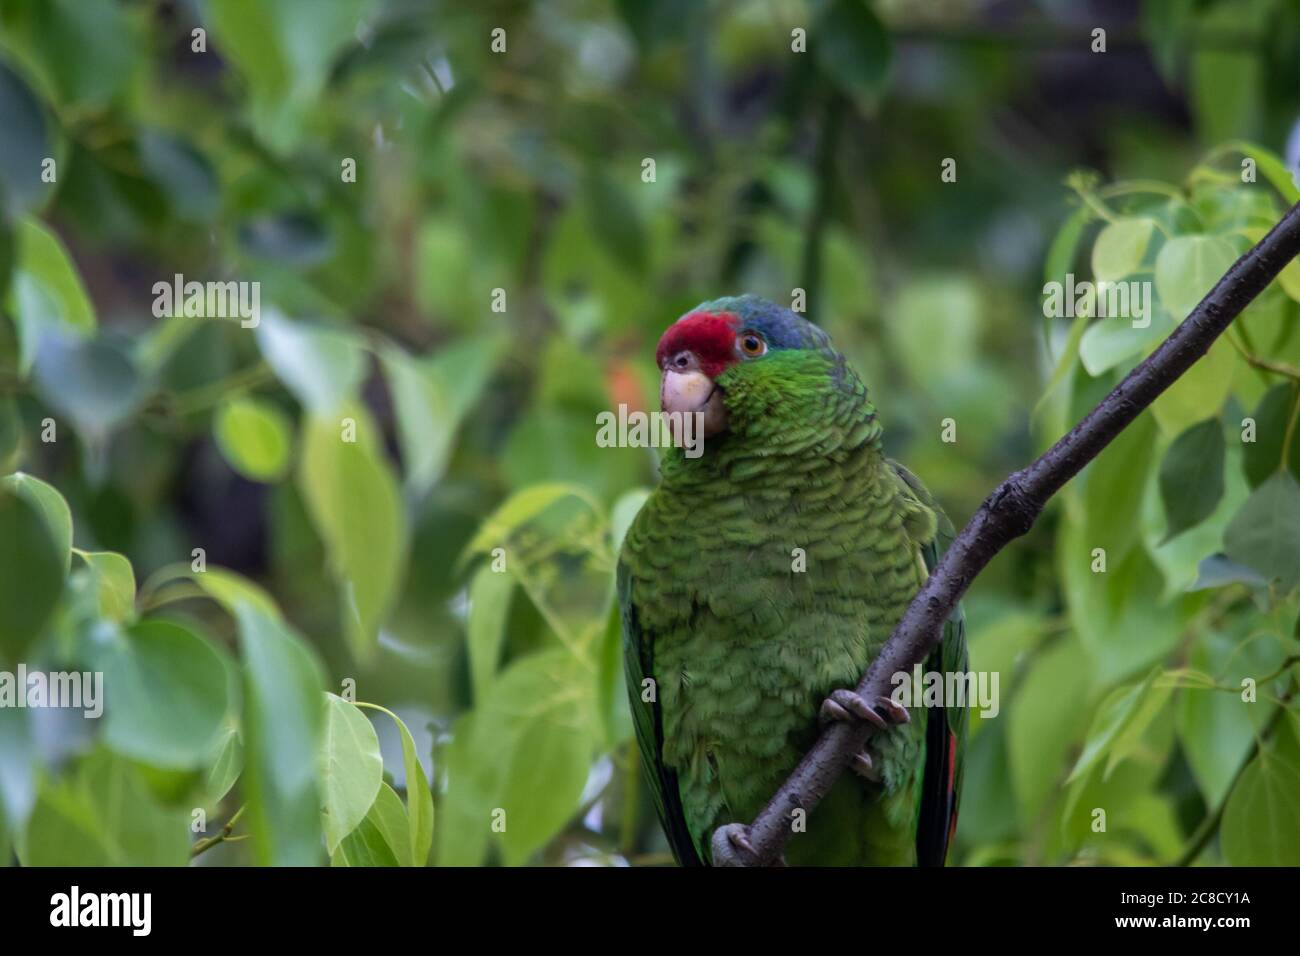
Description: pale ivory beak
661,368,728,439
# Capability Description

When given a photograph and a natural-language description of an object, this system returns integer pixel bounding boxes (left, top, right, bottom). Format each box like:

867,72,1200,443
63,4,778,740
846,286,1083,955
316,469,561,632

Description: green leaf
614,0,696,49
812,0,891,106
1278,256,1300,304
1242,384,1300,486
1084,411,1156,564
21,777,113,867
891,276,980,382
137,130,218,221
1007,637,1092,819
330,782,410,866
1149,434,1252,598
1043,205,1092,287
1150,334,1238,436
583,168,646,276
191,573,326,865
468,565,513,704
206,0,376,151
206,0,290,106
1177,629,1278,808
97,618,230,770
1041,204,1092,352
1091,218,1156,281
7,218,96,372
2,472,72,571
1223,471,1300,592
463,483,601,562
13,220,91,326
191,566,282,620
0,708,37,840
355,703,434,866
318,693,383,854
213,396,292,482
1078,308,1173,376
1221,752,1300,865
0,487,63,664
1059,512,1185,685
610,488,650,555
1187,554,1267,592
0,397,18,468
1059,710,1177,858
10,0,137,108
1189,0,1266,146
255,311,365,414
1154,234,1239,320
22,750,190,866
204,722,243,805
239,211,330,265
298,406,407,660
475,649,596,866
437,713,491,865
237,601,326,865
31,336,142,438
380,335,502,497
1032,312,1088,428
1158,418,1225,540
75,549,135,621
1067,669,1172,783
0,60,54,216
1141,0,1196,84
1216,140,1300,205
501,407,643,504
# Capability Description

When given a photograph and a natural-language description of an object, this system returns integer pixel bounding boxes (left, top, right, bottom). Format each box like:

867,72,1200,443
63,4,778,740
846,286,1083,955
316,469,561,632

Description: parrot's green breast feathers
619,296,967,866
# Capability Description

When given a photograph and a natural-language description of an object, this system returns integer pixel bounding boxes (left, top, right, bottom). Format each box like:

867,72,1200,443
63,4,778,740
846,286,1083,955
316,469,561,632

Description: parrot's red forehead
655,311,740,377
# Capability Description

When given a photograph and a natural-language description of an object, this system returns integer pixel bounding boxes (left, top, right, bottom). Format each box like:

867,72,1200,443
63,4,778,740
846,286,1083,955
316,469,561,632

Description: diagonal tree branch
722,199,1300,866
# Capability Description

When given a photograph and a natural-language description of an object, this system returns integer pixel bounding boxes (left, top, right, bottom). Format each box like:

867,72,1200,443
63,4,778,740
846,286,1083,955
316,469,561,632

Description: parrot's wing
617,559,706,866
889,460,968,867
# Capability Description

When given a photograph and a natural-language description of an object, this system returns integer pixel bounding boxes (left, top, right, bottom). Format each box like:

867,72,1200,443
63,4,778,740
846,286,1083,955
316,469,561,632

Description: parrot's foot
709,824,788,867
818,689,910,783
710,823,758,867
819,688,909,729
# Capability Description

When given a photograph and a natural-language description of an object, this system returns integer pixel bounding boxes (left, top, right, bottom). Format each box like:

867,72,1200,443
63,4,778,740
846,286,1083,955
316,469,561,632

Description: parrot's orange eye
738,333,766,357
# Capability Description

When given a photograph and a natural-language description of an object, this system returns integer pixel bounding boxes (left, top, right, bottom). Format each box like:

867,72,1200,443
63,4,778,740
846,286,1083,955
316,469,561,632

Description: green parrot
617,295,967,866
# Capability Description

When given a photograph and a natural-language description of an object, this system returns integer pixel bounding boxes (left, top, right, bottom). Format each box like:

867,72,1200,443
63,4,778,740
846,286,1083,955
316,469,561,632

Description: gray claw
875,695,910,725
822,689,887,729
711,823,757,867
819,698,852,724
851,751,881,782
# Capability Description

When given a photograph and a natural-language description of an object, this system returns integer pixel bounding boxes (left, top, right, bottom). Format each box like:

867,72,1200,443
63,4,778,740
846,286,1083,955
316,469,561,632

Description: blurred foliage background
1,0,1299,867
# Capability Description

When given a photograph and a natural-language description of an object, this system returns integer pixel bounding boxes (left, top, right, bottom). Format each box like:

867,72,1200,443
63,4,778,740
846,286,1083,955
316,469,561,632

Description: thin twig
191,805,247,860
1225,328,1300,381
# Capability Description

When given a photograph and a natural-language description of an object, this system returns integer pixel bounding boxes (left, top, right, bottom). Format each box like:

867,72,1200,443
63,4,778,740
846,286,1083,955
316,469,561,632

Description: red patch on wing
655,311,740,379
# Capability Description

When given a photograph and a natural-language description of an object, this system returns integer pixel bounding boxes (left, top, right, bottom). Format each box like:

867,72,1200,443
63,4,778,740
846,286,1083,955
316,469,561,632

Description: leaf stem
1280,383,1300,469
1225,328,1300,381
1174,703,1288,866
191,804,247,860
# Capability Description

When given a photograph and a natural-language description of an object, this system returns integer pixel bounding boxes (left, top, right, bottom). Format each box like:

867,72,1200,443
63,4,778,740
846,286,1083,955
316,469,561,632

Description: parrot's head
655,294,853,447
